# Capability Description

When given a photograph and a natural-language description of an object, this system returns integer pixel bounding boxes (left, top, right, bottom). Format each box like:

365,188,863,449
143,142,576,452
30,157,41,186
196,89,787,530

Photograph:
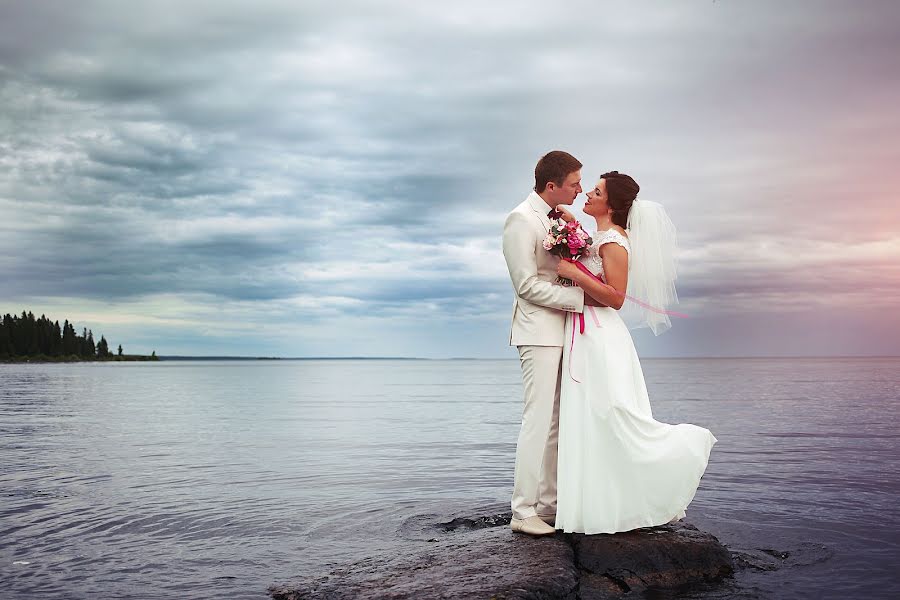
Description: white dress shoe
510,515,556,536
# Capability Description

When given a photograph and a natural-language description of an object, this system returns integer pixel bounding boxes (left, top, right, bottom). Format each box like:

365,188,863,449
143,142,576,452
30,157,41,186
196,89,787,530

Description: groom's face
547,170,582,206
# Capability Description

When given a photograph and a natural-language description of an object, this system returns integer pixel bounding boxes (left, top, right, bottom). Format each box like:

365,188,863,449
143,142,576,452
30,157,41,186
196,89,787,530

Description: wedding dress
555,228,718,534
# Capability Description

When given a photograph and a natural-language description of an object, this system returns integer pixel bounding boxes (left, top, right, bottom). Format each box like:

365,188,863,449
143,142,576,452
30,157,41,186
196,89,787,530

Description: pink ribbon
568,259,690,318
565,260,689,384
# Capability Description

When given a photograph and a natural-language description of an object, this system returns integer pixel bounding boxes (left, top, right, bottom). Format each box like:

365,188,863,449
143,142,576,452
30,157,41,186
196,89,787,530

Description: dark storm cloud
1,0,899,356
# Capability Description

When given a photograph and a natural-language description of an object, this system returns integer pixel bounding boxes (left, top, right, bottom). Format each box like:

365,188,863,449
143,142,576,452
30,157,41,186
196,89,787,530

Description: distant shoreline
156,355,898,360
108,354,900,361
155,356,428,361
3,355,897,364
0,354,158,363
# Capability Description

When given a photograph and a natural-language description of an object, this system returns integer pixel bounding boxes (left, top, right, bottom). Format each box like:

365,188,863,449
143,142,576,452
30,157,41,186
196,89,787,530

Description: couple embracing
502,150,718,536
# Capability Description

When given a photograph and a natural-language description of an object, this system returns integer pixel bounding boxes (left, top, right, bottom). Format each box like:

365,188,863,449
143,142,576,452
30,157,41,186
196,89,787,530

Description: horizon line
153,354,900,361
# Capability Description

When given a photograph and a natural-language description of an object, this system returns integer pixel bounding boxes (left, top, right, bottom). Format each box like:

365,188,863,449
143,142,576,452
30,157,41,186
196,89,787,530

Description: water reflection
1,358,899,598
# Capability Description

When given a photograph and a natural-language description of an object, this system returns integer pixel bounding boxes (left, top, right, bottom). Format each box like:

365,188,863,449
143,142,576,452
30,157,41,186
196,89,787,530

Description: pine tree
0,316,10,359
97,335,110,358
6,314,18,355
51,320,62,356
62,320,76,356
26,311,39,355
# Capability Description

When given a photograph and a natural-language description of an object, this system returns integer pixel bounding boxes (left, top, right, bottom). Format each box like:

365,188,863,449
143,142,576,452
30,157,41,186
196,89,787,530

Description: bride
553,171,718,535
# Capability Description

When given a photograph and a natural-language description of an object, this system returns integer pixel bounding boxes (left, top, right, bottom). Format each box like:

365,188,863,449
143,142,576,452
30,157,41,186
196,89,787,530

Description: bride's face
584,179,610,218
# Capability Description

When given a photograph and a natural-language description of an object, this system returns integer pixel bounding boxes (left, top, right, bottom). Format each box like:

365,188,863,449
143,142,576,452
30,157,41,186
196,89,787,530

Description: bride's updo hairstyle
600,171,640,229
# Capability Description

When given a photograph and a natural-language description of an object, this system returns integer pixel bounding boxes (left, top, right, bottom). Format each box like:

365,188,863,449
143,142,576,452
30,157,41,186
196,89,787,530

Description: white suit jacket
502,191,585,347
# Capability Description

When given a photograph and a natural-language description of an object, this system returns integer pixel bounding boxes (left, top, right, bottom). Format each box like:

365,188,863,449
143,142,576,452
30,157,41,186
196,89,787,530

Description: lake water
2,358,899,599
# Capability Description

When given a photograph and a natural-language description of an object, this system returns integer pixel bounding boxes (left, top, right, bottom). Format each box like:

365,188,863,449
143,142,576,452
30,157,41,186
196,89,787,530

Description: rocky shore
269,504,735,599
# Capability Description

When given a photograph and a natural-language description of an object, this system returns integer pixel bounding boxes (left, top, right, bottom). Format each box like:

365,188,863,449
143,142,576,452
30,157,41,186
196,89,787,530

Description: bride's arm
557,244,629,310
583,293,609,307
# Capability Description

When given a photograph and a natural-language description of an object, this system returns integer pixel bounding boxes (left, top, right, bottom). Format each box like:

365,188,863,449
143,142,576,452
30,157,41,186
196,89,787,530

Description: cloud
1,0,899,356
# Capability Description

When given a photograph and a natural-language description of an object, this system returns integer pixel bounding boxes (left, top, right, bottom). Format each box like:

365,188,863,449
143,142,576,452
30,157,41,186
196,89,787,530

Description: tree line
0,311,157,361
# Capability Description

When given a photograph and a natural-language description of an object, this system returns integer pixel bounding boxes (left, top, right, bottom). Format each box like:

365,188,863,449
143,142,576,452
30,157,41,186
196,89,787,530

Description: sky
1,0,899,358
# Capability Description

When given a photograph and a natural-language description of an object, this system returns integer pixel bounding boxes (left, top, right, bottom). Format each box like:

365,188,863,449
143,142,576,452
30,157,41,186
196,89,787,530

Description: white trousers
511,345,563,520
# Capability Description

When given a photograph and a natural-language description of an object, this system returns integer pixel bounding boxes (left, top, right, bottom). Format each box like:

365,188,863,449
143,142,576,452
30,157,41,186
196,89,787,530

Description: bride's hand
554,205,576,223
557,258,581,281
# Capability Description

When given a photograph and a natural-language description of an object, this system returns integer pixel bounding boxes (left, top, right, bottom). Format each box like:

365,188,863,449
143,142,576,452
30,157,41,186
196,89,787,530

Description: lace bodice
581,229,630,280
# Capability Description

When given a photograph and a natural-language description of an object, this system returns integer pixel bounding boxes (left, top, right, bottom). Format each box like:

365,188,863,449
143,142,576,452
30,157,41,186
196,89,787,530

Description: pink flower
543,219,594,260
567,235,585,250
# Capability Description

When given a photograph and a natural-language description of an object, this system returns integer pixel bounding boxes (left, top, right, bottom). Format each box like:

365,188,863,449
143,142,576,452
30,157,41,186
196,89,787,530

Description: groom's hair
534,151,582,193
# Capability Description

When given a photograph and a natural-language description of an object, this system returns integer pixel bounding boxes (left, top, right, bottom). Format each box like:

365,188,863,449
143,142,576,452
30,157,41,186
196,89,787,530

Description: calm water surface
1,358,899,599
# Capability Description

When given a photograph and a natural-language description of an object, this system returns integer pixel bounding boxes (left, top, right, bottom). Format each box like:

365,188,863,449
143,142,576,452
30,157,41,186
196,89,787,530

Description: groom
502,150,594,536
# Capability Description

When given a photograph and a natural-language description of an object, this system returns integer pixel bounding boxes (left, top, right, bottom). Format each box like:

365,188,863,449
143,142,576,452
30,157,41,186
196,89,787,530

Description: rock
570,522,734,596
268,505,734,599
269,525,578,600
730,542,834,573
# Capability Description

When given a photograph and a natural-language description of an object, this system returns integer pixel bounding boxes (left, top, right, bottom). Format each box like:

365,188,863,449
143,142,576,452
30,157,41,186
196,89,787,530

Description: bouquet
542,214,593,286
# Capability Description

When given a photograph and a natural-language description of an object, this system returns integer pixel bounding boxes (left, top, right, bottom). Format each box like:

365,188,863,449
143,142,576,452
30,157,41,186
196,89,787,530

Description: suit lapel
526,192,552,230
